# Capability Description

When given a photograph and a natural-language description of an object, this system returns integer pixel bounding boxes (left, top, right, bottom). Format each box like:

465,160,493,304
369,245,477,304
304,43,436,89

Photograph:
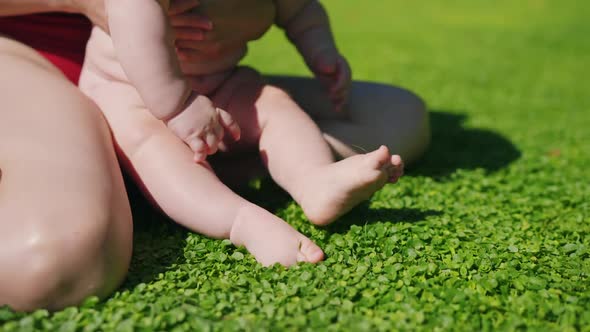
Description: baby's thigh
209,67,265,150
210,66,299,151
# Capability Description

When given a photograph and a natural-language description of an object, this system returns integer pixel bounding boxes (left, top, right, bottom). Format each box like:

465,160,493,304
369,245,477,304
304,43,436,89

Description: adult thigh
0,38,132,311
266,76,430,164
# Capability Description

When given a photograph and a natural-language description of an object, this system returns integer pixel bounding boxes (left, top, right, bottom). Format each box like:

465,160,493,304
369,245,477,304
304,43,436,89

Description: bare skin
0,0,429,311
0,0,216,313
82,0,404,267
0,36,132,311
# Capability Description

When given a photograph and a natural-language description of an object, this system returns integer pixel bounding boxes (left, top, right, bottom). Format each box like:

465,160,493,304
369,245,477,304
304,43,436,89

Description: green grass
2,0,589,330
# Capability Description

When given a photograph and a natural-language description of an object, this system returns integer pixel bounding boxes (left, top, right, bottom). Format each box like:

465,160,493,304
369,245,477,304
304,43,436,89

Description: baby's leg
79,71,323,267
267,77,430,164
211,68,404,226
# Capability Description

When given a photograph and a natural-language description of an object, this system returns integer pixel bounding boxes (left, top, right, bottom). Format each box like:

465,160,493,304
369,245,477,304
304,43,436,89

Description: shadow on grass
237,178,441,233
410,111,521,178
325,202,442,234
117,174,440,293
119,180,188,291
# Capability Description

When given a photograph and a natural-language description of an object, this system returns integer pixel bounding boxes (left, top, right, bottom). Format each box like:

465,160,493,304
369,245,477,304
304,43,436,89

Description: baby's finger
188,137,207,162
193,152,207,163
332,84,351,111
313,52,338,75
316,73,334,93
213,122,224,141
331,59,351,93
331,84,350,103
217,108,241,141
334,99,350,113
212,123,227,151
205,132,219,155
217,141,228,152
331,96,345,113
331,87,351,112
330,83,346,101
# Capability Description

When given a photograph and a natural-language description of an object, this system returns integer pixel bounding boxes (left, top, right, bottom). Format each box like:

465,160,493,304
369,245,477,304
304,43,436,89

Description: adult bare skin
0,0,132,312
0,40,132,311
0,0,211,312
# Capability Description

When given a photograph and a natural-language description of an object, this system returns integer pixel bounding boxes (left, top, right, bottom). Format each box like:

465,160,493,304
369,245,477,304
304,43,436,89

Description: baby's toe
365,145,391,169
297,237,325,264
390,154,403,167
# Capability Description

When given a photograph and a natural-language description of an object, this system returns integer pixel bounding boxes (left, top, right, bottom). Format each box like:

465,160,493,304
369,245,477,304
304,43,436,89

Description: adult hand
170,0,275,60
169,0,213,43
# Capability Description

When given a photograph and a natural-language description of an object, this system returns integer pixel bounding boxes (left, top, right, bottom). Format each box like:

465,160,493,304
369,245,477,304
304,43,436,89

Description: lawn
2,0,589,330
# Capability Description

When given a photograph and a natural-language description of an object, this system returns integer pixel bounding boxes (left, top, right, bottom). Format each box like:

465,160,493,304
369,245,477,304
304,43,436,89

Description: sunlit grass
1,1,588,330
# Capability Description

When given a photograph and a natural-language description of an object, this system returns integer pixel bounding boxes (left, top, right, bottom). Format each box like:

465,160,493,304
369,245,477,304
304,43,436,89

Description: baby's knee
0,208,132,311
260,84,293,103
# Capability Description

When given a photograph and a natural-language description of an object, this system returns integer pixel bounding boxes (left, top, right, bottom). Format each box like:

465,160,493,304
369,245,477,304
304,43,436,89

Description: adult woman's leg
267,76,431,165
0,37,132,311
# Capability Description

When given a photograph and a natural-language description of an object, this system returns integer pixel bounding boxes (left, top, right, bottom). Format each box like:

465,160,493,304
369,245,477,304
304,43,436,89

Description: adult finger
170,12,212,30
168,0,200,16
175,38,217,51
217,108,241,141
174,28,206,42
176,48,218,62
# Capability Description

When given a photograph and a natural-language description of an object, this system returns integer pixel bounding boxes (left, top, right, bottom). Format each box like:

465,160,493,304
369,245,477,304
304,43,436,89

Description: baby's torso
83,0,276,92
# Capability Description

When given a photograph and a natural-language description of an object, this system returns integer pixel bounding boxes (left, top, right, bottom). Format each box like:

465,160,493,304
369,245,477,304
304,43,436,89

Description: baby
79,0,403,266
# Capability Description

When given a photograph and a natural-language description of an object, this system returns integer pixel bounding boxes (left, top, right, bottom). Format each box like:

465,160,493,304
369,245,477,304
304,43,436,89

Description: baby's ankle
228,204,258,248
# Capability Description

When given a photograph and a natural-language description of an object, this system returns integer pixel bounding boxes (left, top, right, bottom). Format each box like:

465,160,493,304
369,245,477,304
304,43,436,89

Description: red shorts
0,13,91,84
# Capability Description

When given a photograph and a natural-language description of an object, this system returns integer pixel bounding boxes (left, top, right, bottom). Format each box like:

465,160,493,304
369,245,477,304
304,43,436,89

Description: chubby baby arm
275,0,352,111
166,95,241,162
106,0,239,161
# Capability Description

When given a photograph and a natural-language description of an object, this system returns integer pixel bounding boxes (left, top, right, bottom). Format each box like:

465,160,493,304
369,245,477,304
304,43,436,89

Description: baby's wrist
153,84,194,123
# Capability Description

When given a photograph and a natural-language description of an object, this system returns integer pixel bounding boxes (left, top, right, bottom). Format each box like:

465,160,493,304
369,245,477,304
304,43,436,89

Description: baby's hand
311,51,352,112
166,94,241,162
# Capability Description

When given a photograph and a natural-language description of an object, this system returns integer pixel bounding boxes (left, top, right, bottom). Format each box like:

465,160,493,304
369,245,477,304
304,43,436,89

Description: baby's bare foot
294,145,403,226
229,204,324,267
